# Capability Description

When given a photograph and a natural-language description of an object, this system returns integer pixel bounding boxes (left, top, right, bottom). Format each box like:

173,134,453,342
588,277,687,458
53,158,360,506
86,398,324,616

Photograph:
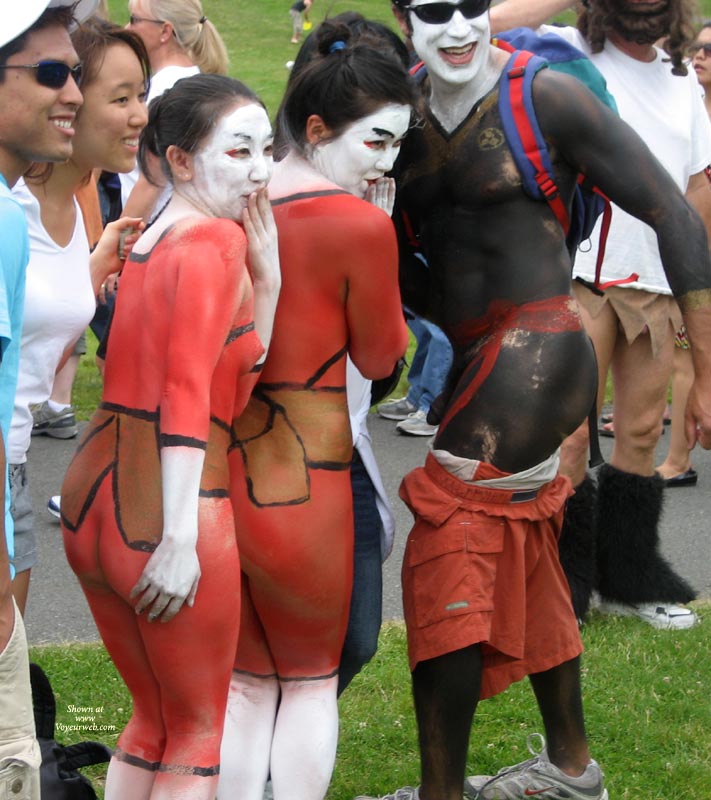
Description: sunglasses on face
405,0,492,25
0,60,82,89
689,42,711,57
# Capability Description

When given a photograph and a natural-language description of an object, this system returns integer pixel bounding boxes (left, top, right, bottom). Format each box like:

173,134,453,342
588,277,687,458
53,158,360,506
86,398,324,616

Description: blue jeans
338,450,383,696
406,315,453,413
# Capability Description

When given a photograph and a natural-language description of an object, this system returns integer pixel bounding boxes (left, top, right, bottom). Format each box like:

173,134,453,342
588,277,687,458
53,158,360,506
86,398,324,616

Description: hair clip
329,41,347,54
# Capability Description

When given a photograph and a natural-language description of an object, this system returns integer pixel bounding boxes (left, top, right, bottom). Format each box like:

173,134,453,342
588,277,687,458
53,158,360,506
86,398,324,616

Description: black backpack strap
30,662,56,740
62,742,113,772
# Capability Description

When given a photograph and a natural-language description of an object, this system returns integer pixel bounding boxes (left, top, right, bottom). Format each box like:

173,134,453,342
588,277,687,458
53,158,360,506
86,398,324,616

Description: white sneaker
396,410,438,437
377,396,417,421
464,734,608,800
47,495,61,520
598,599,697,630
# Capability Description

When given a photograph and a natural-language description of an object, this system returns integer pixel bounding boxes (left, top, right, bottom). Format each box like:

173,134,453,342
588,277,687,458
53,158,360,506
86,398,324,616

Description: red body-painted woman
61,75,280,800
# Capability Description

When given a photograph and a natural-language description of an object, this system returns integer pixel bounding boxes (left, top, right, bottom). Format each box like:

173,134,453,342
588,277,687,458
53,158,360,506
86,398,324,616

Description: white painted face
408,0,491,87
310,104,411,198
180,102,274,220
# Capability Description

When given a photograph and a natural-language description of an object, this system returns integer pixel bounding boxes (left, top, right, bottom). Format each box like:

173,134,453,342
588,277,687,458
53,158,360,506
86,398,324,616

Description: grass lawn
31,610,711,799
58,3,711,798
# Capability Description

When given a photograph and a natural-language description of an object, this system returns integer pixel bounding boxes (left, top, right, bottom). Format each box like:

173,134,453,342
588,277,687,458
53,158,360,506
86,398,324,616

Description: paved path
24,414,711,644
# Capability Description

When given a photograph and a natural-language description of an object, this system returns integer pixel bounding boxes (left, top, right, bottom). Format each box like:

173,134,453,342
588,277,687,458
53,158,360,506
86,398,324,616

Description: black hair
71,16,150,94
0,6,76,77
139,73,264,185
578,0,696,76
276,18,417,158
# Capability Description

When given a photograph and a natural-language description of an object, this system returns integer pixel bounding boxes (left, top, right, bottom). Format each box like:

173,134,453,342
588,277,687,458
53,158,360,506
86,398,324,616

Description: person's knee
560,424,589,484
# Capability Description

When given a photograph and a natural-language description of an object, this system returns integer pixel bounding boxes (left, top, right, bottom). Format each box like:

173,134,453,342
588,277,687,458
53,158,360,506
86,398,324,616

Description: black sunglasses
405,0,491,25
0,60,82,89
689,42,711,57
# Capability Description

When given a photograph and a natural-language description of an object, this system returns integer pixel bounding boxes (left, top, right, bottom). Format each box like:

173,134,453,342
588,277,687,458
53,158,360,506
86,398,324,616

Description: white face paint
409,0,492,88
309,104,411,198
179,102,274,220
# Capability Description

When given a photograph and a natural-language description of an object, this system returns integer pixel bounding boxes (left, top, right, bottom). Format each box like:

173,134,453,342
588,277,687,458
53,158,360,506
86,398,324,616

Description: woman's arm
89,216,143,296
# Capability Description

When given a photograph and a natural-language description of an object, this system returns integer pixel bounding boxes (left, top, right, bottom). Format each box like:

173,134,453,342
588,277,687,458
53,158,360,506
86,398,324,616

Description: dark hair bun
316,20,353,57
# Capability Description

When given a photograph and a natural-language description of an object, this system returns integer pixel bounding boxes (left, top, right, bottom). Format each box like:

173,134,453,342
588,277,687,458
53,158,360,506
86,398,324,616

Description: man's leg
559,290,618,620
609,326,673,476
414,319,453,413
528,657,589,775
414,645,482,800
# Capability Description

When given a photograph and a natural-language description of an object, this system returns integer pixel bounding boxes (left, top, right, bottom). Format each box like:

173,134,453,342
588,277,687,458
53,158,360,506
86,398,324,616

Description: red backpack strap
500,49,571,234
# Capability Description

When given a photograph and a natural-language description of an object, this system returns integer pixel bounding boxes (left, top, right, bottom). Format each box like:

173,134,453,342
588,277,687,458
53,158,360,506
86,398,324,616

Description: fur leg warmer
558,474,597,622
596,463,696,604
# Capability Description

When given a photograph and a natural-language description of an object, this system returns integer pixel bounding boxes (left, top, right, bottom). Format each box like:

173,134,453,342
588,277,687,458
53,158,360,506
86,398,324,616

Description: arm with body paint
534,70,711,449
131,222,249,621
344,203,409,379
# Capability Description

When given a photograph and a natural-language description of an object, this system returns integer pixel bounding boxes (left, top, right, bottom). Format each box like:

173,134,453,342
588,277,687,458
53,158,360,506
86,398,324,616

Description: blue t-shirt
0,175,29,576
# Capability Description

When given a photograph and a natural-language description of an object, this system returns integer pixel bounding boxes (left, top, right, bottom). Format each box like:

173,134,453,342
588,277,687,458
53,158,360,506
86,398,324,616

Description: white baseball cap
2,0,100,50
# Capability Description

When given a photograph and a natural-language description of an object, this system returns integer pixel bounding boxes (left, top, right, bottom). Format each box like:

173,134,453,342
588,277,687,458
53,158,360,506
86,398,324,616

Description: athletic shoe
31,401,78,439
464,734,607,800
396,410,438,437
47,496,61,520
355,787,420,800
377,396,417,421
598,599,697,630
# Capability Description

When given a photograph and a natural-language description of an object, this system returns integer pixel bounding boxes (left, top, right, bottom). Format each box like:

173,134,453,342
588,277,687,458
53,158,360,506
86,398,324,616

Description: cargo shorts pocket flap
407,519,505,628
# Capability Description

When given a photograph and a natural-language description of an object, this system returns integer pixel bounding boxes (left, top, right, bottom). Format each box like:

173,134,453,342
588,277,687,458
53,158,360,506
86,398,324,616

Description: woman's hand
244,189,280,289
365,177,396,217
90,216,144,296
244,189,281,357
130,539,201,623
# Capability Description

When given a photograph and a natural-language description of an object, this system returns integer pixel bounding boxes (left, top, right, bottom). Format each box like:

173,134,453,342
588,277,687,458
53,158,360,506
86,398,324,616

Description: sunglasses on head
0,60,82,89
405,0,491,25
689,42,711,57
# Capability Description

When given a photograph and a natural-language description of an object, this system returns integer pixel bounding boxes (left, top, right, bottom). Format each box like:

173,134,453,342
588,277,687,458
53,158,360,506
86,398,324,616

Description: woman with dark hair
60,73,280,800
218,19,415,800
9,18,150,614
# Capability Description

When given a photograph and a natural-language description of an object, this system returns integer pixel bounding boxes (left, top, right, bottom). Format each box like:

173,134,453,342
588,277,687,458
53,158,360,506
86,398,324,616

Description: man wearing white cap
0,1,95,797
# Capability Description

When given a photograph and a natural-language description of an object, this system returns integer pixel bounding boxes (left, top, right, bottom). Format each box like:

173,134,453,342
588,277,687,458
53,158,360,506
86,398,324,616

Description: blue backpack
494,27,621,284
410,27,635,289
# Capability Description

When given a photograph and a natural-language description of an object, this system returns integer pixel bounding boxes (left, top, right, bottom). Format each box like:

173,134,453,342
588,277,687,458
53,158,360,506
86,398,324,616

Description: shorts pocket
406,515,505,629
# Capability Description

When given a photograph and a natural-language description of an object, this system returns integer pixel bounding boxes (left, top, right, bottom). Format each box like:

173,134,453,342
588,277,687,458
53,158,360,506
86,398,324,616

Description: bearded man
490,0,711,630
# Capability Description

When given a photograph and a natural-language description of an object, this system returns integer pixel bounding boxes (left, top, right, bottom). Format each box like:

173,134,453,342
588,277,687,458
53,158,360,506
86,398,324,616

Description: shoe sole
379,412,415,421
34,426,78,439
598,600,697,630
396,428,438,436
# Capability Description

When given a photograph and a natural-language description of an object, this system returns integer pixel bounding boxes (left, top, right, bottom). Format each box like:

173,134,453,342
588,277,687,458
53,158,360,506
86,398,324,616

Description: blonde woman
121,0,228,221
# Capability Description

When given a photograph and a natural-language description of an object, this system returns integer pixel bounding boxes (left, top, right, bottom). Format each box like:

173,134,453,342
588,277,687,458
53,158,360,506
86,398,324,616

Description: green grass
32,608,711,799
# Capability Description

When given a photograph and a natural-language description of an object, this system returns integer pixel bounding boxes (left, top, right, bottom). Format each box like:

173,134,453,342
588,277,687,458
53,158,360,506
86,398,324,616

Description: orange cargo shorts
400,453,583,699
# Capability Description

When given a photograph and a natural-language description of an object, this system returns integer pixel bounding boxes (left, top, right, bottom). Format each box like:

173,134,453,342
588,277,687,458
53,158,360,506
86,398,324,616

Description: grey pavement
24,413,711,645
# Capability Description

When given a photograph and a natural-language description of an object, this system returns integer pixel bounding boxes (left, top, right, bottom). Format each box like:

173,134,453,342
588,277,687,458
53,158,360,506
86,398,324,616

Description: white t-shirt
346,357,396,561
9,181,96,464
120,64,200,211
543,25,711,293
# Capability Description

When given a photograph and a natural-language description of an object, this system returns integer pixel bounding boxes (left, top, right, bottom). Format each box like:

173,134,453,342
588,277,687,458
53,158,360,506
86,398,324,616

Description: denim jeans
406,315,453,413
338,450,384,695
